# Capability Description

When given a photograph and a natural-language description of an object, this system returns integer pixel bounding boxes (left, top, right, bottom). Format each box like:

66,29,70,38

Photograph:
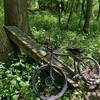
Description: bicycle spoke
53,83,61,91
78,57,100,84
32,64,67,100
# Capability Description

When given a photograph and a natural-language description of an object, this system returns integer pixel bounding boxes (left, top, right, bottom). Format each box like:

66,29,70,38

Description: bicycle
32,46,100,100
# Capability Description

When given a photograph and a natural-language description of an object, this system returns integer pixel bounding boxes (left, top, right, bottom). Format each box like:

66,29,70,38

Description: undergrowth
0,55,86,100
0,55,39,100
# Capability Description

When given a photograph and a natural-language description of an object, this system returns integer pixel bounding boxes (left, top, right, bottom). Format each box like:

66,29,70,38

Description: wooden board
4,26,78,87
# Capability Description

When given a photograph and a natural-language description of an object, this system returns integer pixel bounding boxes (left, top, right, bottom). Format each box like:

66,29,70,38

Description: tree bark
83,0,93,33
82,0,86,16
97,0,100,20
66,0,75,30
4,0,31,35
0,27,14,61
75,0,80,11
0,0,31,61
78,0,86,30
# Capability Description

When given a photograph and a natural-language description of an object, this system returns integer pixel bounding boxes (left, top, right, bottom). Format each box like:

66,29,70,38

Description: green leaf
19,81,25,87
12,95,18,100
10,80,16,86
16,76,21,81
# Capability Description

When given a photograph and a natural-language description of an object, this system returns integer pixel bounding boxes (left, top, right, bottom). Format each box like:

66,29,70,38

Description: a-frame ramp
4,26,78,88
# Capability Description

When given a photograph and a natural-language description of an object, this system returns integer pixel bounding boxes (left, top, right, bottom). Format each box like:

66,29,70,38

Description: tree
0,0,31,61
66,0,75,30
83,0,93,33
4,0,31,34
78,0,86,29
0,28,14,61
97,0,100,20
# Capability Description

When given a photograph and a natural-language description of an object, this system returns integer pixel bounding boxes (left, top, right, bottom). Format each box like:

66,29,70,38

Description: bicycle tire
32,64,67,100
77,57,100,84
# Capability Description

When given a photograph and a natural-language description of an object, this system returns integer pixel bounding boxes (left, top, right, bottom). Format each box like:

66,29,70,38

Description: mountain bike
32,47,100,100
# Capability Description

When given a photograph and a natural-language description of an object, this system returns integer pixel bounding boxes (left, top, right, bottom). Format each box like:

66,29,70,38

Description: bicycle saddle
67,48,84,55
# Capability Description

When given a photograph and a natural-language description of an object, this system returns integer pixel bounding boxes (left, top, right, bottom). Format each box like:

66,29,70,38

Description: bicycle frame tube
73,59,77,73
53,52,80,74
53,55,69,69
49,49,55,79
53,52,69,57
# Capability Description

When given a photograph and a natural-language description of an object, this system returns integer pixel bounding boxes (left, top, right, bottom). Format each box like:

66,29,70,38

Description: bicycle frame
53,52,84,78
45,47,100,84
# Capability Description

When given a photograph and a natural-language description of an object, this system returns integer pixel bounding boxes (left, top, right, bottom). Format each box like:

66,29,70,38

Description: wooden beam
4,26,77,87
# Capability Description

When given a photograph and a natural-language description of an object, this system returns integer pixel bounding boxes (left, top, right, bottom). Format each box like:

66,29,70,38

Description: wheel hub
45,77,54,86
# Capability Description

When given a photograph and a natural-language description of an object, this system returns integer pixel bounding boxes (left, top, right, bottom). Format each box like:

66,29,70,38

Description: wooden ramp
4,26,78,88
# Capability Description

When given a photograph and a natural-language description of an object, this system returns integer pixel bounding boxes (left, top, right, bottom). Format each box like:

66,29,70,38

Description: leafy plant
0,55,39,100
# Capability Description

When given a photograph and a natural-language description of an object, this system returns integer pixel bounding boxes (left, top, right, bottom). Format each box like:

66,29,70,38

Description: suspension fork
72,57,82,79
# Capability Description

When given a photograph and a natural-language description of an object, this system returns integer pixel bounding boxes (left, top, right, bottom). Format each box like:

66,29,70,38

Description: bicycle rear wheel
32,64,67,100
77,57,100,84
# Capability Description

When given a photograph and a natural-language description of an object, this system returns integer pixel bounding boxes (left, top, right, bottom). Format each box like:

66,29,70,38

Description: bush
0,55,39,100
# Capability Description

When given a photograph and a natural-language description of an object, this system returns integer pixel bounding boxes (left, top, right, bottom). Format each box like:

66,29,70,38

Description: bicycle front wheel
32,64,67,100
77,57,100,84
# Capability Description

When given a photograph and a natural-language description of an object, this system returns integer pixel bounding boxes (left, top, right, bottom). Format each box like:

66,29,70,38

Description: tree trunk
97,0,100,20
75,0,80,11
66,0,75,30
0,27,14,61
4,0,31,35
0,0,31,61
82,0,86,16
78,0,86,30
83,0,93,33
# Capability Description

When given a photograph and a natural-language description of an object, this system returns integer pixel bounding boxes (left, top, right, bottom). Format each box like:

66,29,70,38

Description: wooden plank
4,26,77,87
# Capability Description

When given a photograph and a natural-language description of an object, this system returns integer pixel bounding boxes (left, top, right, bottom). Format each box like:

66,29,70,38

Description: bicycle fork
72,60,82,80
